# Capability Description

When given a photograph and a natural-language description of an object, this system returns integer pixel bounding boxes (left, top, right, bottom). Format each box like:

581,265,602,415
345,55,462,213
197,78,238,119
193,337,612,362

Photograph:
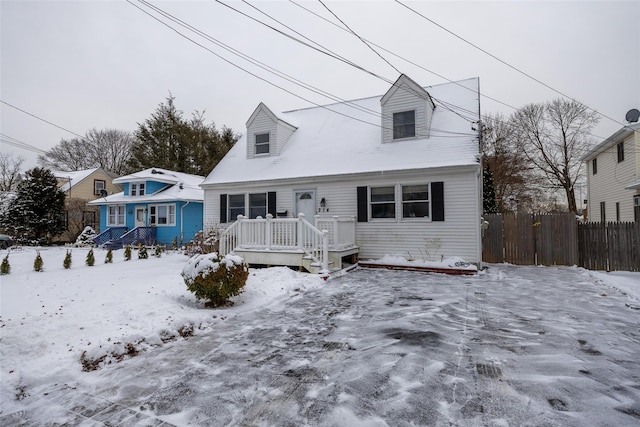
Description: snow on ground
1,246,639,426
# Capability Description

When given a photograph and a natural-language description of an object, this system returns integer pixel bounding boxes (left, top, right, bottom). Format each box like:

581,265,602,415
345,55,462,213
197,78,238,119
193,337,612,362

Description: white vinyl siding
202,166,482,264
381,79,434,144
586,131,639,222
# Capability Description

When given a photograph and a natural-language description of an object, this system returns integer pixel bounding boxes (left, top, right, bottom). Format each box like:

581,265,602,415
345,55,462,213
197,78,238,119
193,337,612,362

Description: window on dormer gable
130,183,145,196
393,110,416,139
255,133,270,155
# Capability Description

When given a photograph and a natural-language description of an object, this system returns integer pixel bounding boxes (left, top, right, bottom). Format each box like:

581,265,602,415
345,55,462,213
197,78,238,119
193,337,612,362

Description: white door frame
134,206,147,228
294,190,316,224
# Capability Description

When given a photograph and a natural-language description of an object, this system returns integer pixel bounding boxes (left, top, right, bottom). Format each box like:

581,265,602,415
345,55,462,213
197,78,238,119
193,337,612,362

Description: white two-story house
582,123,640,222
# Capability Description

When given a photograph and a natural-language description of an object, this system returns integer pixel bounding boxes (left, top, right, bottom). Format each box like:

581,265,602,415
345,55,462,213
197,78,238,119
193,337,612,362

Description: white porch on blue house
219,214,359,273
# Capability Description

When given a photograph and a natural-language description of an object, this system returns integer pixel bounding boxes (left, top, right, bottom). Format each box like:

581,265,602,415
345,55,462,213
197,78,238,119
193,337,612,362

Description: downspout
181,201,190,245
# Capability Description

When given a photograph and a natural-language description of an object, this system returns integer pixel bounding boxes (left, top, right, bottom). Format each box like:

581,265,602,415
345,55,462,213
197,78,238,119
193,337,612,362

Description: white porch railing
219,214,356,272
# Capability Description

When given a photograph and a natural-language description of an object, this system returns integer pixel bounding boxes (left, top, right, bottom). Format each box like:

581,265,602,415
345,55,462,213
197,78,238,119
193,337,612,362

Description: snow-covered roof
53,168,102,192
202,78,480,186
581,122,640,161
89,168,204,205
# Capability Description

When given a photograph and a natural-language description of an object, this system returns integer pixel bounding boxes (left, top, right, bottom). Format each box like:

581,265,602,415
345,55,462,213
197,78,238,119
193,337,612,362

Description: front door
295,191,316,225
135,206,147,228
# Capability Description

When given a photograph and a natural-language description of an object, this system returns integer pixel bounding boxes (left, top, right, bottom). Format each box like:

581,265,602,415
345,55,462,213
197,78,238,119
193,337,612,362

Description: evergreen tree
124,245,132,261
0,167,66,243
105,249,113,264
63,250,72,269
138,246,148,259
34,251,43,272
1,254,10,275
483,164,498,214
126,95,239,175
86,248,95,266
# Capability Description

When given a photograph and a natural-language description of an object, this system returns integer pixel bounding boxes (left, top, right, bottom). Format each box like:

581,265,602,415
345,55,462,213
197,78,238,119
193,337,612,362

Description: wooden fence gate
483,213,639,271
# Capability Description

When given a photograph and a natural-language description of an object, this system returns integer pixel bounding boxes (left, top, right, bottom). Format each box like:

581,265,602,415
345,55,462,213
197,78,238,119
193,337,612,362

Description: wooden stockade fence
482,213,640,272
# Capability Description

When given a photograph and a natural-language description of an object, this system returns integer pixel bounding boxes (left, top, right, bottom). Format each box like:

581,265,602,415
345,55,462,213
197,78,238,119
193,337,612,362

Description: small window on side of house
600,201,606,223
370,186,395,218
592,158,597,175
255,133,270,155
617,142,624,163
393,110,416,140
94,179,106,195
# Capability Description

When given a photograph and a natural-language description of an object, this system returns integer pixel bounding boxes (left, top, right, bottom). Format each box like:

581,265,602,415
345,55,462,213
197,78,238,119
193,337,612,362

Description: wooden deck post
265,214,272,250
322,229,329,272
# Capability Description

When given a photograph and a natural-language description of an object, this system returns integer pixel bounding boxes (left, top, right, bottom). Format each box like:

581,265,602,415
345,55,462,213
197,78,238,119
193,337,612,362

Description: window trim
130,182,146,197
255,132,270,155
370,186,397,220
94,179,106,195
228,194,246,221
149,203,176,226
368,183,435,221
392,110,416,140
107,204,126,226
249,193,267,219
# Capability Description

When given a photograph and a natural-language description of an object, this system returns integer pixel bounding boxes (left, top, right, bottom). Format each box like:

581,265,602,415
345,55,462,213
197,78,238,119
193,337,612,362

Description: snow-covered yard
1,246,639,426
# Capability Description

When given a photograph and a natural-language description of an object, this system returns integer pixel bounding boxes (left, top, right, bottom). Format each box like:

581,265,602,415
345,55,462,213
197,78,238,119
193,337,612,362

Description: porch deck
219,214,358,273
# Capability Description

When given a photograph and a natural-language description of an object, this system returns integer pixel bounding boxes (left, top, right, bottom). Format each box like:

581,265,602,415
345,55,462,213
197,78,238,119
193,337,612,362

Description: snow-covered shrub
184,224,225,256
182,253,248,307
124,245,132,261
63,250,72,269
138,246,148,259
75,226,97,247
86,248,95,266
105,248,113,263
154,245,163,258
33,251,43,272
1,254,9,275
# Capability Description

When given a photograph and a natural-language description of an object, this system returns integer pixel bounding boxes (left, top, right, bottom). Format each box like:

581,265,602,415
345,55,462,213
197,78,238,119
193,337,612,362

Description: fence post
297,213,305,251
333,215,339,248
237,215,244,249
265,214,272,250
322,229,329,272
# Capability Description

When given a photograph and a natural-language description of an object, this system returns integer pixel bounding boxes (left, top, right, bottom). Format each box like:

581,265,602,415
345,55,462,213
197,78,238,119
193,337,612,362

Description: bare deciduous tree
482,113,540,212
511,99,599,213
38,128,134,175
0,152,24,193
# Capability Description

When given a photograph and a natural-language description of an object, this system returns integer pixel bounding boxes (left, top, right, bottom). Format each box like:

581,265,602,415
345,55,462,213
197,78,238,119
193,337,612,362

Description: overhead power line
130,1,478,138
317,0,402,75
0,100,86,140
394,0,631,130
0,133,48,155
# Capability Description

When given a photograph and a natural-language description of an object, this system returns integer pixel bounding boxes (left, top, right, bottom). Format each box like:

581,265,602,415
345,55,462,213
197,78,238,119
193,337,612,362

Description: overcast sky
1,0,639,171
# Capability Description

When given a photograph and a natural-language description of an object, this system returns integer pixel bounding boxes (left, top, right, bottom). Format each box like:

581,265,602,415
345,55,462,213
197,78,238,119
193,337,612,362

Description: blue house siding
96,202,203,245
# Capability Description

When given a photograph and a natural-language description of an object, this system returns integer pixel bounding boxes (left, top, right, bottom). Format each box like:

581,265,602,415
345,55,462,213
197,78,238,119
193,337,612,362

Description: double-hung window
393,110,416,139
131,182,145,196
402,185,429,218
228,194,245,220
94,179,106,195
249,193,267,218
255,133,270,155
370,186,396,218
149,204,175,226
107,205,126,226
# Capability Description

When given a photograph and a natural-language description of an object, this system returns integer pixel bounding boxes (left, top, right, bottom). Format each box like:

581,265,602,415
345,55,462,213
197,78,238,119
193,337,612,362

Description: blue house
88,168,204,248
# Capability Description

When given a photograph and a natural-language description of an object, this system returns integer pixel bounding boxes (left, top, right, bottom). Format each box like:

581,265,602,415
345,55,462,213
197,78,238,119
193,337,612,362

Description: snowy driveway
4,264,640,426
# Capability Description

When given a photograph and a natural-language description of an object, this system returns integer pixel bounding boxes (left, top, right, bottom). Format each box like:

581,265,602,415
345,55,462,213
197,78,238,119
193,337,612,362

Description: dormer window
255,133,270,155
393,110,416,139
131,182,145,196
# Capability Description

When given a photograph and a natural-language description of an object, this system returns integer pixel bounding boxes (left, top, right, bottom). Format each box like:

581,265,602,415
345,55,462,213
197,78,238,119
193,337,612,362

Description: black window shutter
220,194,227,223
267,192,277,217
431,182,444,221
357,186,368,222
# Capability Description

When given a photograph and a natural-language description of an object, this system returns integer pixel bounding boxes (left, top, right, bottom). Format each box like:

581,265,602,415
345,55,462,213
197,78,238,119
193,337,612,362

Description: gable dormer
380,74,436,144
246,102,297,158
